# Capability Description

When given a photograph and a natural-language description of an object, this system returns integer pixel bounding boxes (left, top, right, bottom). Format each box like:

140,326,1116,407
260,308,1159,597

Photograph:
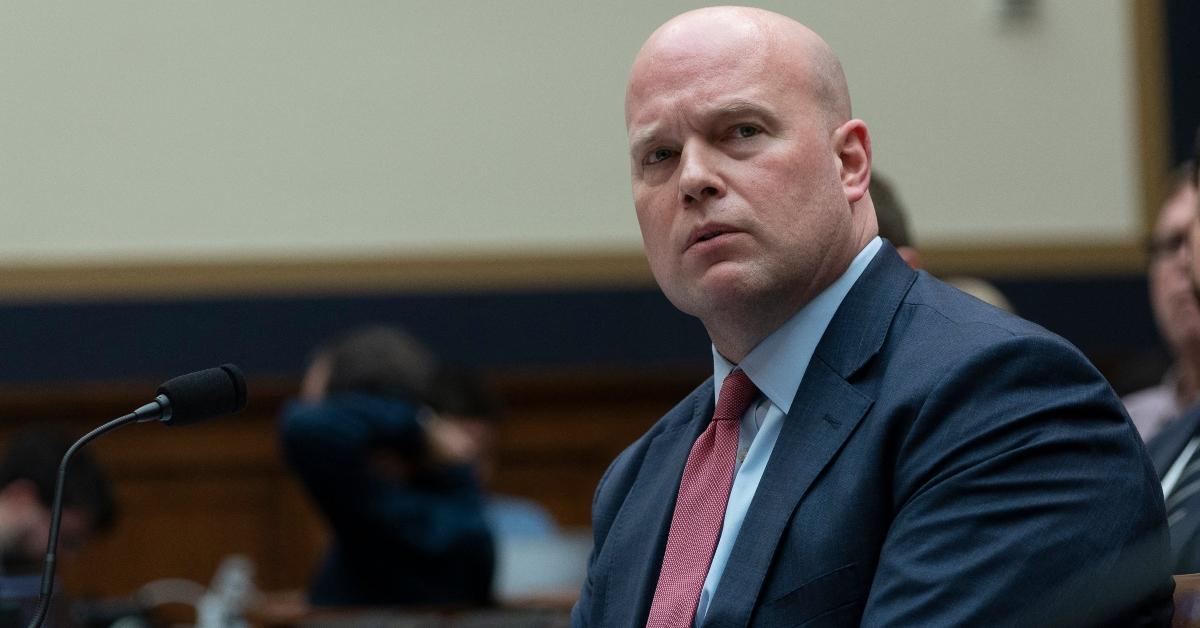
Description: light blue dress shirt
695,236,882,625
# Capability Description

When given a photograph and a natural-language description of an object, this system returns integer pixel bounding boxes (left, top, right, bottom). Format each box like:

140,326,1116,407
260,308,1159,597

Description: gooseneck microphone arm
25,411,143,628
25,364,247,628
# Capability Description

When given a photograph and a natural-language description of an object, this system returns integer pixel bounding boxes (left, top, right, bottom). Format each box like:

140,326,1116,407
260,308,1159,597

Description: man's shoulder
889,272,1069,357
845,271,1105,404
818,248,1070,382
902,272,1040,334
591,380,710,504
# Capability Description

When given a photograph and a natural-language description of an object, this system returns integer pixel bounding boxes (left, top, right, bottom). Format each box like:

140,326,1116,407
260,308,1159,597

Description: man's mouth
687,224,737,250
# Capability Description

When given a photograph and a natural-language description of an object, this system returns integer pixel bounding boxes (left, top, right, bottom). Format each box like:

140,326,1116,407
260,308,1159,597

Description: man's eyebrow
629,125,663,157
711,100,778,124
627,100,779,156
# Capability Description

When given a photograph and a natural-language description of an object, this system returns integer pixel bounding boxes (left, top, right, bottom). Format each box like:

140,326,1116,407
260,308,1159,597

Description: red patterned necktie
645,369,759,628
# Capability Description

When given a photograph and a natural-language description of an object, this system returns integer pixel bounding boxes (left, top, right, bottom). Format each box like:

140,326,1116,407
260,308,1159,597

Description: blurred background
0,0,1196,624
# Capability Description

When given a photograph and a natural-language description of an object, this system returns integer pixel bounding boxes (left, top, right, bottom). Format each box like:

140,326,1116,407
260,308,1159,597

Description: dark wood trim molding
0,241,1149,303
0,251,657,302
1132,0,1169,236
918,241,1146,277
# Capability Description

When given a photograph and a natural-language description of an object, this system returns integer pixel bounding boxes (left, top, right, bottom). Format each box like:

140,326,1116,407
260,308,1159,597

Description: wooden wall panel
0,368,703,600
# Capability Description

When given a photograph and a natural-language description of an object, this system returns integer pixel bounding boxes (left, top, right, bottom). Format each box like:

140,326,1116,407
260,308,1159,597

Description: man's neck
707,304,802,364
705,239,876,363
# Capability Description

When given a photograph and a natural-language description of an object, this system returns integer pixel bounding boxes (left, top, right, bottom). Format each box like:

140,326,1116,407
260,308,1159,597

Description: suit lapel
597,385,715,626
1149,407,1200,572
1149,405,1200,476
702,244,916,627
704,361,872,628
1170,491,1200,573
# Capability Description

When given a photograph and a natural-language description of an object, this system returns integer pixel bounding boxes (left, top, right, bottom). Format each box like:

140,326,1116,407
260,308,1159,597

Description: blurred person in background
0,428,116,626
279,326,495,608
867,172,921,269
1124,162,1200,441
1147,135,1200,574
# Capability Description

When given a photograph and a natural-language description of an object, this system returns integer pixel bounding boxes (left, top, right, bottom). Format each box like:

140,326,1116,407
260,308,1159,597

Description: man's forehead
626,46,779,129
628,14,769,98
627,9,849,130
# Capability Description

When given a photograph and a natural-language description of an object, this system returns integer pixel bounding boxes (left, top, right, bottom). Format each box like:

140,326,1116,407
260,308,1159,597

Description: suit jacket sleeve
860,334,1172,627
571,457,612,628
571,420,659,627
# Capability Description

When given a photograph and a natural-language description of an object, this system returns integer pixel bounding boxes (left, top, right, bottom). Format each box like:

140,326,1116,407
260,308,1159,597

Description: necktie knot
714,369,758,422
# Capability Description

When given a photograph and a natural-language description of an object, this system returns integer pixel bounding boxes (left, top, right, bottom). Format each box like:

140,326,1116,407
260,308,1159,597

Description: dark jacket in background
281,393,494,607
1149,404,1200,574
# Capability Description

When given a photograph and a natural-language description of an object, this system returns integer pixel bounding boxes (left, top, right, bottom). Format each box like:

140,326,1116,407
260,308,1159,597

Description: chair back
1175,573,1200,628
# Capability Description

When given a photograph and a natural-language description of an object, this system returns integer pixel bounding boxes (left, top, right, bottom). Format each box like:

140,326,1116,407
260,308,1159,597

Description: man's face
1152,182,1200,354
625,25,855,326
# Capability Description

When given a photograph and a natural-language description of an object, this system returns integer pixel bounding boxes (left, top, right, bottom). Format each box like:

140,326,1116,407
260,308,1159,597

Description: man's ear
833,119,871,203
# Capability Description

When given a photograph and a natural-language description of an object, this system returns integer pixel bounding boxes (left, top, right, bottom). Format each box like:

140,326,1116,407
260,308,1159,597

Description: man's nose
678,143,726,206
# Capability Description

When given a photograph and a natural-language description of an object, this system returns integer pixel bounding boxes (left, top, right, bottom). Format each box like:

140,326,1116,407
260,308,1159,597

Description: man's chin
695,260,760,291
680,280,769,321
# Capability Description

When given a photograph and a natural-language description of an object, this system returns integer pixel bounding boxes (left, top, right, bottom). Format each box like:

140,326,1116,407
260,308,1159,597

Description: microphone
132,364,248,426
25,364,248,628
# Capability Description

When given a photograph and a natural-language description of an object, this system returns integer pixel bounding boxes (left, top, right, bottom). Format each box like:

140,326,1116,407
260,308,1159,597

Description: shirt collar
714,236,883,413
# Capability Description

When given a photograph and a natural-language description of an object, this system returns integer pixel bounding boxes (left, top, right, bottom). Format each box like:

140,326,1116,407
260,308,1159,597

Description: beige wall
0,1,1139,266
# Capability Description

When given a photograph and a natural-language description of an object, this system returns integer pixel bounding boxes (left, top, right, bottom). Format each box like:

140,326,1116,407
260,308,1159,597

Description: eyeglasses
1147,232,1189,260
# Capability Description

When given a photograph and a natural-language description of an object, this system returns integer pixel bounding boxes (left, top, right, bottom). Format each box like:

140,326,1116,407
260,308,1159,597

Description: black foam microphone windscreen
156,363,248,426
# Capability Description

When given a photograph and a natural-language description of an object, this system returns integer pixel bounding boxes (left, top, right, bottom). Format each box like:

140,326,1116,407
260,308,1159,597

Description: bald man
573,7,1171,627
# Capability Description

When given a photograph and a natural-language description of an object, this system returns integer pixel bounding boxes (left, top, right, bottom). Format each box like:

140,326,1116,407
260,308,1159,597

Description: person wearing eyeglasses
1124,163,1200,441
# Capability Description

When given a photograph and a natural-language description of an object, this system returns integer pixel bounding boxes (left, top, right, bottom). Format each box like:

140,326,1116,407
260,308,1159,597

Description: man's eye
733,125,760,138
645,148,675,165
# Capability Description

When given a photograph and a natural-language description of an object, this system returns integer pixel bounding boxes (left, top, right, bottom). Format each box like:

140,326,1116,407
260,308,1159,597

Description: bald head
622,6,875,360
627,7,851,130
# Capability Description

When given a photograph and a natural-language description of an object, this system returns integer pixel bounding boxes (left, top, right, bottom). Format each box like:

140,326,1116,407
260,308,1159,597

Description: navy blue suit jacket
1148,404,1200,573
573,244,1172,627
